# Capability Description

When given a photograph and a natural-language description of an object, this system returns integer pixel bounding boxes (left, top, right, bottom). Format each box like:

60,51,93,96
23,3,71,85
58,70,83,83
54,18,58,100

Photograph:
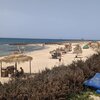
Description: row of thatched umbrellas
0,54,33,77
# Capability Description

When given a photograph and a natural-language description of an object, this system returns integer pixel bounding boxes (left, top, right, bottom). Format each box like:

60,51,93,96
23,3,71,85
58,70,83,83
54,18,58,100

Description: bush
0,53,100,99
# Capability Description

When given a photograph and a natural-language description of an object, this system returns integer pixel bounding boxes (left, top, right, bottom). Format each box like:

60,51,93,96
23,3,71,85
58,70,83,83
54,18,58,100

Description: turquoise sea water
0,44,44,56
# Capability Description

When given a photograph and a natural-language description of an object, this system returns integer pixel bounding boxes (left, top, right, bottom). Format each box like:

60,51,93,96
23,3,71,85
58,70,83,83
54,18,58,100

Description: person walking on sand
59,56,62,62
58,56,62,66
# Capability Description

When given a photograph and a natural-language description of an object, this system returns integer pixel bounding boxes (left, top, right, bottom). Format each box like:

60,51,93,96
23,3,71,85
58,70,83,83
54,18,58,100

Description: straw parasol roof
73,44,82,54
0,54,33,74
2,54,32,63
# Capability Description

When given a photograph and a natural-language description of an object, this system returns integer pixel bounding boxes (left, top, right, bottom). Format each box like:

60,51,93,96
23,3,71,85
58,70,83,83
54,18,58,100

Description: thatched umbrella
73,44,82,55
1,54,33,74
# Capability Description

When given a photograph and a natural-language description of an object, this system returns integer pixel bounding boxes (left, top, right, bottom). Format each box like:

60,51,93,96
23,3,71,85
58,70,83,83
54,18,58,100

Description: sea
0,38,94,57
0,38,67,57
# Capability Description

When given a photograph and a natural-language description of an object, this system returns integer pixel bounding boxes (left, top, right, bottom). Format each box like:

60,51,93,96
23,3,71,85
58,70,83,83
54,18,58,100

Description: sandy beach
21,42,95,73
0,42,96,83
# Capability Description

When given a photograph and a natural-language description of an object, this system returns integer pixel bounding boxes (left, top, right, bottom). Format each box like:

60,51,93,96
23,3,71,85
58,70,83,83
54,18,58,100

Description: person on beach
59,57,62,62
15,69,20,77
19,67,24,75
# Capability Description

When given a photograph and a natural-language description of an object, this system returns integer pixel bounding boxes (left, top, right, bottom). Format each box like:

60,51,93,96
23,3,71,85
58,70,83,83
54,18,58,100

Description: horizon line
0,37,99,41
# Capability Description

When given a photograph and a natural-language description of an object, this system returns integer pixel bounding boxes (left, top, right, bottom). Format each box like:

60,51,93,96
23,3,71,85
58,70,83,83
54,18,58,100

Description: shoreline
0,43,46,57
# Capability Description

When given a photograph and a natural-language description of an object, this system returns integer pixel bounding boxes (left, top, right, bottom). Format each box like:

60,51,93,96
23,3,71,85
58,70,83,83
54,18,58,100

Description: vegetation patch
0,53,100,99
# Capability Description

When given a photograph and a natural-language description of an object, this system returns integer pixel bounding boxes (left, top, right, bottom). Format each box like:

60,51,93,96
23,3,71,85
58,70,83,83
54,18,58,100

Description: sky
0,0,100,39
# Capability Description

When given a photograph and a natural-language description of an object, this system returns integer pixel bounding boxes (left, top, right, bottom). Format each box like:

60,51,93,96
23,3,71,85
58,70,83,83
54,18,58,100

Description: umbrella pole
15,62,17,70
29,60,31,74
0,62,2,77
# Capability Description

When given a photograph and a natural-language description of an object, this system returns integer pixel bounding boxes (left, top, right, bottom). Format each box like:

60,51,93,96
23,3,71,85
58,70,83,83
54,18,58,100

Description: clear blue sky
0,0,100,39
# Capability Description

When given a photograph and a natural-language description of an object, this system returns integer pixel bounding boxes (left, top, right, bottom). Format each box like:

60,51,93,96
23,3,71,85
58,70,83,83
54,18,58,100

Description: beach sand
0,42,96,83
21,42,95,73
